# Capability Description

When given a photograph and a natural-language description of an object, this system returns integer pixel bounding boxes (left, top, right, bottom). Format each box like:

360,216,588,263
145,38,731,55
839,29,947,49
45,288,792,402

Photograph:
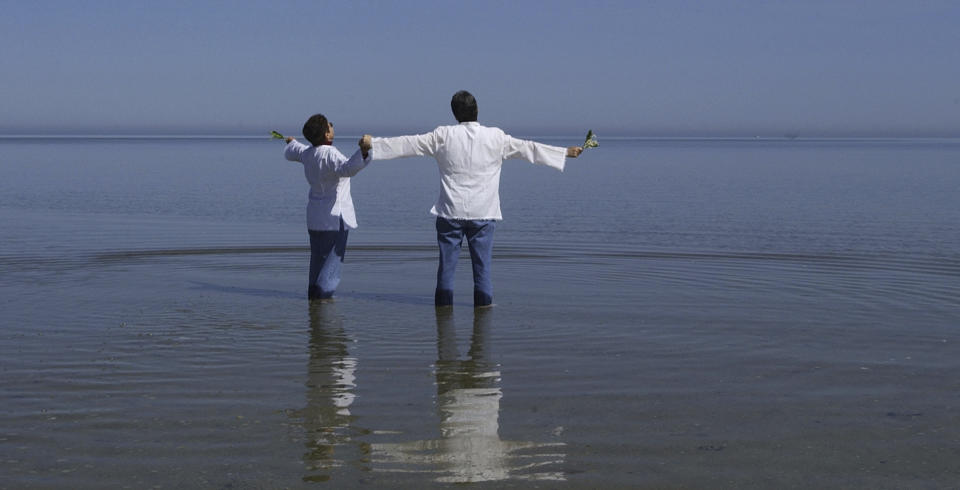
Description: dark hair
451,90,478,123
302,114,329,146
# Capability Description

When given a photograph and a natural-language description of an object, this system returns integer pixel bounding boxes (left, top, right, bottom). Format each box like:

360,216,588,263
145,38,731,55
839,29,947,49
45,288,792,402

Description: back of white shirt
284,140,371,230
372,122,565,220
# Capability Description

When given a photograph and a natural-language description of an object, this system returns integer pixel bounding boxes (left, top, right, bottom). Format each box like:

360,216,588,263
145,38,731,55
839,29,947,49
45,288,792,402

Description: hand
285,136,294,143
566,146,583,158
359,134,372,158
359,134,372,151
359,134,372,155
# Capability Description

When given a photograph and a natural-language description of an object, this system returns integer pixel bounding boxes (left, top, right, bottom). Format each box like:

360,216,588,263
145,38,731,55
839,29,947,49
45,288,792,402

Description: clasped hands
357,134,372,158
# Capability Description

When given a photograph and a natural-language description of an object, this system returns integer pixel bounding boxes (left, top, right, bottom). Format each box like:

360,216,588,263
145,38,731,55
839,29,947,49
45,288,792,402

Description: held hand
359,134,372,150
359,134,372,158
285,136,294,143
566,146,583,158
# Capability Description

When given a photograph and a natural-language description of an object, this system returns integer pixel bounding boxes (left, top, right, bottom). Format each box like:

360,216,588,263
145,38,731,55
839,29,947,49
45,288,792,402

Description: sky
2,0,959,137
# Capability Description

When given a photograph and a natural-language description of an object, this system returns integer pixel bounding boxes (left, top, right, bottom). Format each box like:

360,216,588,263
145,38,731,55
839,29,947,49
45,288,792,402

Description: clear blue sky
2,0,959,136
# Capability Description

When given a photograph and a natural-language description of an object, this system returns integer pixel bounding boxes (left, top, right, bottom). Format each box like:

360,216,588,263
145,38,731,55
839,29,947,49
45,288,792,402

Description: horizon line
3,133,960,143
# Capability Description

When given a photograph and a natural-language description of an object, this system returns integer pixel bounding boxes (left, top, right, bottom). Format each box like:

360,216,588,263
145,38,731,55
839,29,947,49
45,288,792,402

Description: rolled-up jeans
435,217,496,307
308,218,348,300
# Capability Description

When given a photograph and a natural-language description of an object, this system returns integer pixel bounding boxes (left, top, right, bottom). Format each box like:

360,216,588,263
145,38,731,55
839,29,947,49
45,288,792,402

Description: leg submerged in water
308,220,349,300
466,220,495,307
435,217,464,306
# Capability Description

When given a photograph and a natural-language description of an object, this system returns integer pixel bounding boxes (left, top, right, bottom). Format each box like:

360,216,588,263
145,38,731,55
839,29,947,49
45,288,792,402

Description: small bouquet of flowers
583,130,599,150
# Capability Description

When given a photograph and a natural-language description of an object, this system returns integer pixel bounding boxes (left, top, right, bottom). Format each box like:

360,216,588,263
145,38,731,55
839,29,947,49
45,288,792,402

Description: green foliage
583,130,599,150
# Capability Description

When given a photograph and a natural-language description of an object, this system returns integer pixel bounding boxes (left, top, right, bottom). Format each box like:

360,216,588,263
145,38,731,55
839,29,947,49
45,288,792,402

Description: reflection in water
372,308,565,483
299,301,362,482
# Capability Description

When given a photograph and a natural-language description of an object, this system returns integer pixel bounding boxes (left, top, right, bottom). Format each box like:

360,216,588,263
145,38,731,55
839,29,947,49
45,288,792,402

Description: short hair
451,90,478,123
302,114,329,146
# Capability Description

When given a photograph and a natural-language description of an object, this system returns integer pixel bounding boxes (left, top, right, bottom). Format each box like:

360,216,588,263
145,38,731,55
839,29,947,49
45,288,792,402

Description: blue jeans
435,217,496,307
308,219,348,300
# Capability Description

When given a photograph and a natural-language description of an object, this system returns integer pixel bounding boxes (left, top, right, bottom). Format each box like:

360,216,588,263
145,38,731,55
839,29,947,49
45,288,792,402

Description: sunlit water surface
1,136,959,488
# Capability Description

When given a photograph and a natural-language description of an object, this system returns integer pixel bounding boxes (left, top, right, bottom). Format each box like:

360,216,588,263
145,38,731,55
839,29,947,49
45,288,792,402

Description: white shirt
284,140,371,230
372,122,566,220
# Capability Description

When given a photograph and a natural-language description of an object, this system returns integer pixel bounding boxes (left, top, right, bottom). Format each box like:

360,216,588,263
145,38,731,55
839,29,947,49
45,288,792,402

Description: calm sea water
1,136,959,488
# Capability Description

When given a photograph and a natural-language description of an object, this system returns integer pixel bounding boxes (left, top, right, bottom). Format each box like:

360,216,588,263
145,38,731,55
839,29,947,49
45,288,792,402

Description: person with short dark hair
366,91,583,308
450,90,479,123
284,114,373,300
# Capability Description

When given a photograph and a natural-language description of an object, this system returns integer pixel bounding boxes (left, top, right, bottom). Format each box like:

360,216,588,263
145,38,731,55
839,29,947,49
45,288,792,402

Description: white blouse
284,140,371,230
372,122,566,220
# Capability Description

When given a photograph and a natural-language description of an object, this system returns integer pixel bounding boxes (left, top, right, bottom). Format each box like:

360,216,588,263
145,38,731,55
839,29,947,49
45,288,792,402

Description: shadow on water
88,242,959,266
186,279,440,306
186,280,302,300
337,291,449,307
94,246,307,261
369,308,566,483
80,243,960,314
85,244,960,280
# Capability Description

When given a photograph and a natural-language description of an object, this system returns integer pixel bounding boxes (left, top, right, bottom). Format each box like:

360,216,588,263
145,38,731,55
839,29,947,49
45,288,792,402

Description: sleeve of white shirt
371,130,440,160
329,148,373,177
284,139,310,162
502,136,566,172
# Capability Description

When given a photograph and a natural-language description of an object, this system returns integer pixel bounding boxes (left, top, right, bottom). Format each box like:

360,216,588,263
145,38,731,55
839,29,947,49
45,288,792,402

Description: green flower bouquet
583,130,599,150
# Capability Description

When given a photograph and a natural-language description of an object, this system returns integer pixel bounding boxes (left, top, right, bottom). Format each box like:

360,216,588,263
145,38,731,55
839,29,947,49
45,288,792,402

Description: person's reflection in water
299,301,361,482
371,308,565,483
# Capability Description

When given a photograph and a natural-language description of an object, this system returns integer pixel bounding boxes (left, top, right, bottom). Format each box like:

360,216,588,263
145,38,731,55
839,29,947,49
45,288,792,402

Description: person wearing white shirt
284,114,372,300
367,91,583,307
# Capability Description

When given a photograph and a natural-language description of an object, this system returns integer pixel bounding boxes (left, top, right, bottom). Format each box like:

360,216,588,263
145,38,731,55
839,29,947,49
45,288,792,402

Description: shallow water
1,136,959,488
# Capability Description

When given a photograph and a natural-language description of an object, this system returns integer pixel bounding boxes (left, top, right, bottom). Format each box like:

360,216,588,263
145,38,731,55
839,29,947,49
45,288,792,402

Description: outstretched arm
325,137,372,177
503,136,574,171
369,131,439,161
331,147,372,177
283,137,310,162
